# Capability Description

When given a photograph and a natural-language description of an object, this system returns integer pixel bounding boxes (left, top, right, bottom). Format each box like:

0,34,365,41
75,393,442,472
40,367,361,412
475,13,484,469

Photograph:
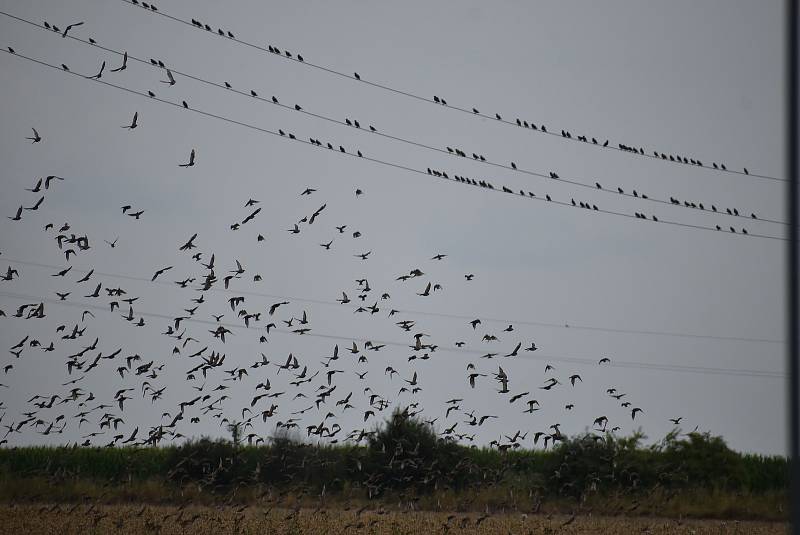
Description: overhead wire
115,0,784,183
0,290,785,379
0,47,786,242
1,256,785,345
0,10,784,227
0,9,783,227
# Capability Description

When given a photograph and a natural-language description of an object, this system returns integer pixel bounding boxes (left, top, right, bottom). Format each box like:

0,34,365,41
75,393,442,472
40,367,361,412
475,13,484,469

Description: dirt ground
0,504,789,534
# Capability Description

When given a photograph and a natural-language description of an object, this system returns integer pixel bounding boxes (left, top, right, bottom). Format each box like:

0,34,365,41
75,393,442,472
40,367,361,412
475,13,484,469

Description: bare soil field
0,504,788,534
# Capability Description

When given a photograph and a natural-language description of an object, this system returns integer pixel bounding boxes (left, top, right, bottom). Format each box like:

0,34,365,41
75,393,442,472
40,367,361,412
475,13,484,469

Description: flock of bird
122,0,773,185
0,5,750,468
1,167,660,451
0,6,783,242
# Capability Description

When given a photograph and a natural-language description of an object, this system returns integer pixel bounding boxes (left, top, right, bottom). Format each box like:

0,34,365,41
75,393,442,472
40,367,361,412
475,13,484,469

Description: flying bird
151,266,173,281
8,206,23,221
179,234,198,251
160,69,176,85
179,149,196,167
242,208,261,225
25,196,44,211
87,60,105,79
417,282,432,297
121,112,138,129
26,128,42,143
110,51,128,72
62,21,84,38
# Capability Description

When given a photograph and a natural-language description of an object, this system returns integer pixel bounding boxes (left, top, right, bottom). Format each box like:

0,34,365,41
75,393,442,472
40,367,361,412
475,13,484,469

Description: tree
226,420,242,448
366,407,464,492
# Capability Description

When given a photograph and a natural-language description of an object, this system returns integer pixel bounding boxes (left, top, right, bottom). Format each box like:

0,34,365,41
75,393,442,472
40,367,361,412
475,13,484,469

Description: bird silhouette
179,149,196,167
26,128,42,143
61,21,84,38
121,112,138,130
87,60,105,79
160,69,176,86
110,51,128,72
151,266,173,281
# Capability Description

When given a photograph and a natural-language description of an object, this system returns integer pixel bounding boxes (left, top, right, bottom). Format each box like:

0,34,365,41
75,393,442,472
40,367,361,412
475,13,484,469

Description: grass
0,504,788,535
0,474,788,521
0,428,789,522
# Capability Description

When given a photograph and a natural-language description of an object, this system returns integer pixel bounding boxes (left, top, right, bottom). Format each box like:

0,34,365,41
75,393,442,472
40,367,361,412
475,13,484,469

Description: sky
0,0,789,455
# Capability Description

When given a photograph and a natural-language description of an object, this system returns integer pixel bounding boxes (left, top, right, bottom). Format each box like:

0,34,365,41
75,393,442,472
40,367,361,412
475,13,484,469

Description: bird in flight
25,196,44,211
417,282,431,297
179,234,198,251
241,208,261,225
87,60,105,80
8,206,23,221
309,204,327,225
269,301,290,315
121,112,138,130
61,21,84,38
160,69,176,86
110,51,128,72
26,128,42,143
151,266,173,281
179,149,196,167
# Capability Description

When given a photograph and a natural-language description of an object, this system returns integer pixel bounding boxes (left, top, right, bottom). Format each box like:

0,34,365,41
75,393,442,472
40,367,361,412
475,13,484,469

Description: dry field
0,504,788,535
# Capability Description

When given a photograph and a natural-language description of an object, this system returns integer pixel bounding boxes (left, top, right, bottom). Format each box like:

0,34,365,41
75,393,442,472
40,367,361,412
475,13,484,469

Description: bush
365,408,473,493
659,431,746,490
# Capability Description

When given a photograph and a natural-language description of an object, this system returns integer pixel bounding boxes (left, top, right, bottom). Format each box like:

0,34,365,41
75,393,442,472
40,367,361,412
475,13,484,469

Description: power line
116,0,783,183
1,257,785,345
0,290,785,379
0,47,786,242
0,10,784,227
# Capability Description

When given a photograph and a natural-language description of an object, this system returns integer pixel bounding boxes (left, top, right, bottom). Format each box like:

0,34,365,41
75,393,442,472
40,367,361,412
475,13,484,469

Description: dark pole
789,1,799,533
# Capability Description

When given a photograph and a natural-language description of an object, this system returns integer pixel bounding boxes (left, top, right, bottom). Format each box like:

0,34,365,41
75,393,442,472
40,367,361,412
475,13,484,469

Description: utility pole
787,1,799,533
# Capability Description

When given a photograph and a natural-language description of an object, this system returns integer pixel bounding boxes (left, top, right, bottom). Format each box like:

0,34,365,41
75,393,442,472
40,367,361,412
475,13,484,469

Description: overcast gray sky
0,0,788,455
